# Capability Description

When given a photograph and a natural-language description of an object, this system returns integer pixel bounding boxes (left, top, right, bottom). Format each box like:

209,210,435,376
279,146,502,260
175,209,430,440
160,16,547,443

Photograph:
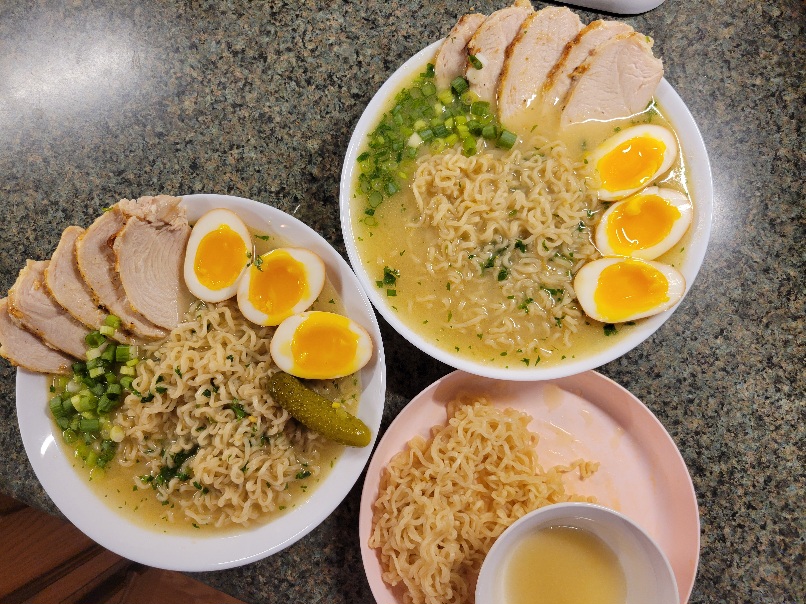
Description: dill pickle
267,372,371,447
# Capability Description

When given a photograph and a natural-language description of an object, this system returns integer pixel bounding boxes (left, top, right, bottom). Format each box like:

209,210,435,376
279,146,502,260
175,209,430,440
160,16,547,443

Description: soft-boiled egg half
595,187,692,260
184,209,252,302
574,257,685,323
237,248,326,326
588,125,678,201
270,311,373,379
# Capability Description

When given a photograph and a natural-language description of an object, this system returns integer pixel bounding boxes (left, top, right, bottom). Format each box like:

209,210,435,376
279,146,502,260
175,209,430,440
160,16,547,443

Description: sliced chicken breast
497,6,583,123
76,206,167,341
434,13,486,91
0,298,73,374
116,194,186,225
7,260,88,359
44,226,133,345
542,20,634,107
560,32,663,129
466,1,533,104
114,211,190,330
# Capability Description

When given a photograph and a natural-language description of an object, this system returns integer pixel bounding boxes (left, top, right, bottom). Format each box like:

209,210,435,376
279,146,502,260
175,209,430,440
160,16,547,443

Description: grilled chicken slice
44,226,135,344
560,32,663,129
76,205,167,341
542,20,633,107
434,13,487,91
497,7,583,123
465,1,533,104
116,194,186,226
0,298,73,374
114,204,190,330
7,260,88,359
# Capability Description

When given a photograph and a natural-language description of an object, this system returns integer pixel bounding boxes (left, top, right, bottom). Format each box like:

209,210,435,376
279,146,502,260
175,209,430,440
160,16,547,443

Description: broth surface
53,229,360,534
351,55,691,368
504,525,626,604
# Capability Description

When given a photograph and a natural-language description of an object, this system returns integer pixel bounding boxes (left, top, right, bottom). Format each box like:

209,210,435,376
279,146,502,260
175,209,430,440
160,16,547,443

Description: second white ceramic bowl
339,41,713,381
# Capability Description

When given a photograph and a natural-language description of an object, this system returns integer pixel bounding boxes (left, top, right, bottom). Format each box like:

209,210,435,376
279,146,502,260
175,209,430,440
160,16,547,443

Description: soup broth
351,56,691,368
504,525,627,604
53,230,361,534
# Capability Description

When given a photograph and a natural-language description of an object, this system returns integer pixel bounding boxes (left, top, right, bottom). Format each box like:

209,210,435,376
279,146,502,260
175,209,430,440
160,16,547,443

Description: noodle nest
116,300,338,528
407,138,601,357
369,396,597,604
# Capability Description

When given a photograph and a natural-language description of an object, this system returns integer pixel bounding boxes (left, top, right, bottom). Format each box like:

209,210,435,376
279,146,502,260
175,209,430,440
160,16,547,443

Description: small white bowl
339,41,712,381
476,502,679,604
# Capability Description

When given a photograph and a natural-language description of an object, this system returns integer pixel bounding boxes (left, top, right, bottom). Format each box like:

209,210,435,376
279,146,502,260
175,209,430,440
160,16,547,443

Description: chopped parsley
226,402,247,419
383,266,399,285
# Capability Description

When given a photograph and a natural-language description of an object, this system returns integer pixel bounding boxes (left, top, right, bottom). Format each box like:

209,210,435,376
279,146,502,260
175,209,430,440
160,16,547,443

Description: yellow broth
51,229,361,534
350,55,692,369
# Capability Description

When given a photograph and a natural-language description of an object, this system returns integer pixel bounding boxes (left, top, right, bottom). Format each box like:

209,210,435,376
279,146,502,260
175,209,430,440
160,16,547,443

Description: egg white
589,125,679,201
574,257,686,323
595,187,693,260
237,248,326,326
270,311,373,379
183,208,252,302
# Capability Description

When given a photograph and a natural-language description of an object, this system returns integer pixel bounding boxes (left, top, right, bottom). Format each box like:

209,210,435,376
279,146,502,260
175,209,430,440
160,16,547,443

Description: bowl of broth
340,32,712,381
475,502,679,604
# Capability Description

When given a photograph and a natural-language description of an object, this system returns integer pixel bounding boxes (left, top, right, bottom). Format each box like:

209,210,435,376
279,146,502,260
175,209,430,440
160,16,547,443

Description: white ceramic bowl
476,502,679,604
339,41,713,381
16,194,386,571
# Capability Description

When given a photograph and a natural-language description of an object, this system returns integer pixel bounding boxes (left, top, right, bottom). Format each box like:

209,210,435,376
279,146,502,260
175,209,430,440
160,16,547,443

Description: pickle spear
267,372,371,447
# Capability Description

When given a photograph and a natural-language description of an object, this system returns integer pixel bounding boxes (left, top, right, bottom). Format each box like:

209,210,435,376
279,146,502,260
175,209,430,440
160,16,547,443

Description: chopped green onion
88,366,105,379
432,123,449,138
470,101,490,117
119,366,136,376
109,425,125,442
49,396,65,417
418,128,434,142
498,129,518,149
450,76,469,95
84,331,106,348
115,345,132,362
104,315,121,329
97,395,115,414
99,325,115,337
468,54,483,70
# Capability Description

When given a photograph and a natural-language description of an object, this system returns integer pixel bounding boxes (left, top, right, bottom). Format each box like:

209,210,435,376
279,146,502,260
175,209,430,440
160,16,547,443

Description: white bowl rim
476,501,680,604
15,193,387,571
339,40,713,381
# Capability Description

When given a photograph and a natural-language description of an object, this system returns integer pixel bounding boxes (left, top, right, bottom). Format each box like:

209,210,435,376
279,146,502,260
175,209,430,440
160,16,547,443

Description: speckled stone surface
0,0,803,602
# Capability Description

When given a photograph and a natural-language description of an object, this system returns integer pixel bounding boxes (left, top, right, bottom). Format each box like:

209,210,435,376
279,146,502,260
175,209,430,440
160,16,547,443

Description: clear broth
53,228,361,534
350,55,692,369
504,525,627,604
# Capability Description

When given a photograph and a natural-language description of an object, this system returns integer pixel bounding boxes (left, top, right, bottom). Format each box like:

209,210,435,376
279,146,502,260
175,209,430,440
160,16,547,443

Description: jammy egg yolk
593,259,669,323
605,194,681,255
194,224,248,290
248,251,308,317
291,313,358,377
597,136,666,194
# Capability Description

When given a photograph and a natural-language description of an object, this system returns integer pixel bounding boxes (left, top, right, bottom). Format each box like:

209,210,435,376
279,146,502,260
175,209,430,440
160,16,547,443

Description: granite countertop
0,1,802,602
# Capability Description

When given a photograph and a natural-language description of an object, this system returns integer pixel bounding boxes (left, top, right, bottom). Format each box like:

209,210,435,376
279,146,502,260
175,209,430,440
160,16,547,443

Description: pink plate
359,370,699,604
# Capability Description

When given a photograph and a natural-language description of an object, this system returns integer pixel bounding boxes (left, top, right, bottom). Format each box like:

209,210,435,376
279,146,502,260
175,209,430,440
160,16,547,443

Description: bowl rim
475,501,680,604
339,40,713,381
15,193,387,571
